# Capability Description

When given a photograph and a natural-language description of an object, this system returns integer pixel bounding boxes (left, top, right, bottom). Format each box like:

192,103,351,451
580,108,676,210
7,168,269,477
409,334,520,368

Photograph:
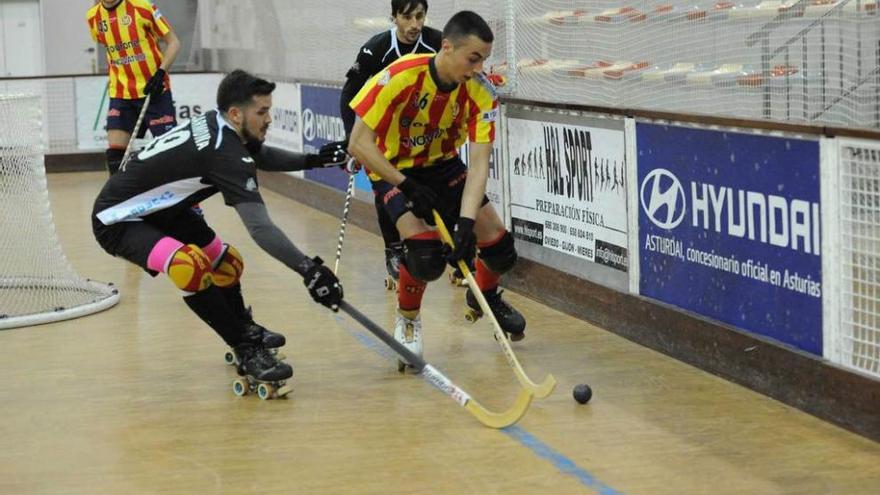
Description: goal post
0,94,119,330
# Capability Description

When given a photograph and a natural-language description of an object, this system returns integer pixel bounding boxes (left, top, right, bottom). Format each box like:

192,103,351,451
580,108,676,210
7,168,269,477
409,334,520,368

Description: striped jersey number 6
137,128,191,161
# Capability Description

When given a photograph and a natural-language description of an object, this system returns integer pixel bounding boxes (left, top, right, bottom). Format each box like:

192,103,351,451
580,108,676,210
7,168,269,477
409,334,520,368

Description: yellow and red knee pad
167,244,214,293
211,243,245,288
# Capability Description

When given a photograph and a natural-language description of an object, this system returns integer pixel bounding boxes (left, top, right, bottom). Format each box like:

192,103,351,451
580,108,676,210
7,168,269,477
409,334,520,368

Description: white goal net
0,94,119,330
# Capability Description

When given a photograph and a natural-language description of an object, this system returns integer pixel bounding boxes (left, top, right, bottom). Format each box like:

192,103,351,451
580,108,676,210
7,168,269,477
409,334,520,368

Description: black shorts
371,157,489,230
92,207,216,274
107,91,176,138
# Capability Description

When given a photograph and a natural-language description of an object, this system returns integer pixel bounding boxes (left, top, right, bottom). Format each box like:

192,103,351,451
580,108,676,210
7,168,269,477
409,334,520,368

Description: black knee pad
106,148,125,175
479,231,517,274
403,238,446,282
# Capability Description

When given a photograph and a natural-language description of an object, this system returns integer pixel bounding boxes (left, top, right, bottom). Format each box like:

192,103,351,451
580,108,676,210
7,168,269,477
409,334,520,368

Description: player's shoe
394,309,422,372
230,343,293,400
465,287,526,341
224,307,286,366
384,242,404,291
234,344,292,381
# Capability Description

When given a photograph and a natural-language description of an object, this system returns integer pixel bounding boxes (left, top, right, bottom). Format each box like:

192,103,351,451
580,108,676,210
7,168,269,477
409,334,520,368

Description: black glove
143,68,167,99
397,178,438,222
301,256,343,311
304,140,349,169
447,217,476,264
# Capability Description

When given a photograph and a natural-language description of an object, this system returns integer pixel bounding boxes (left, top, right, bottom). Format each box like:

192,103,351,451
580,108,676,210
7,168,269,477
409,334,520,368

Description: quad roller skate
224,308,286,366
384,242,404,291
465,287,526,341
394,310,422,372
230,343,293,400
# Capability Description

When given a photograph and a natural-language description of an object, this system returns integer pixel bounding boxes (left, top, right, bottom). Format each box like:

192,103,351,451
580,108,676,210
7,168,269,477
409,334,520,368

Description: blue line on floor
333,314,624,495
503,426,623,494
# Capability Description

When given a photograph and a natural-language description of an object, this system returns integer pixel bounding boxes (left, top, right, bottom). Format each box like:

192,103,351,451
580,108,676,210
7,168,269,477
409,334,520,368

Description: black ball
573,383,592,404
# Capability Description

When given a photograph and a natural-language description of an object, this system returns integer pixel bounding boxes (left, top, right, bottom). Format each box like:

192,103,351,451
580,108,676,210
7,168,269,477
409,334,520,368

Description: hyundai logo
640,168,686,229
302,109,315,141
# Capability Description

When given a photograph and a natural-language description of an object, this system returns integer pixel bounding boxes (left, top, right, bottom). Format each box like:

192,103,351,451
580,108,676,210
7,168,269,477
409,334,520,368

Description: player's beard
241,121,267,146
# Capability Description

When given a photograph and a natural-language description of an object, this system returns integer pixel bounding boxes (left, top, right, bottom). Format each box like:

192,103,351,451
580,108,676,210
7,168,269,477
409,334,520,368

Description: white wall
0,0,43,76
40,0,95,75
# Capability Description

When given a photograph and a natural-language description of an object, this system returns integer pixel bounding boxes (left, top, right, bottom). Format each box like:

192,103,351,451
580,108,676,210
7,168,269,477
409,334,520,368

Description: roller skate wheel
464,308,481,323
224,351,237,366
276,385,293,398
232,378,249,396
397,359,406,373
385,277,396,291
257,383,274,400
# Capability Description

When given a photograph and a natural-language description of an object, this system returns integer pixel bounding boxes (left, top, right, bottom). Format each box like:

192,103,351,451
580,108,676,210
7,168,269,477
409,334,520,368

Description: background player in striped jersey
348,11,526,365
339,0,442,291
87,0,181,175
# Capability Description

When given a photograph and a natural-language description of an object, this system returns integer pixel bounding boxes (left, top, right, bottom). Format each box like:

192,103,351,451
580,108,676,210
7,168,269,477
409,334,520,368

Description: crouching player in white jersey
92,70,346,397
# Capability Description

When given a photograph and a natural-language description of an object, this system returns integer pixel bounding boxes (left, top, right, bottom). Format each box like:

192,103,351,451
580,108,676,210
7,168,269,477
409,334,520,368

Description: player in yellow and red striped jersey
348,11,526,368
87,0,181,174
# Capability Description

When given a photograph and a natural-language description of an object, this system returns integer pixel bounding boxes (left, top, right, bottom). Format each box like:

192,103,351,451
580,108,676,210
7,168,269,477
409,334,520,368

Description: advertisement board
507,108,629,289
637,123,822,354
300,85,351,192
75,73,224,150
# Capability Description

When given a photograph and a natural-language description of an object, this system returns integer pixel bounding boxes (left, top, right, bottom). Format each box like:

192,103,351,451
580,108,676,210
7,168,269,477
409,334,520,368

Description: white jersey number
137,128,192,161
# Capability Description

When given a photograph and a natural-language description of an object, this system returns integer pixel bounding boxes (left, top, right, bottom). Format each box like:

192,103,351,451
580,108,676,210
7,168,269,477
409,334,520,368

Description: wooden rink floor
2,171,879,494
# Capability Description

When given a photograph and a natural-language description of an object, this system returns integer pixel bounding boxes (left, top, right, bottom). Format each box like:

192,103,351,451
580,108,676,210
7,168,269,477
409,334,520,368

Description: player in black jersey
92,70,346,395
338,0,443,291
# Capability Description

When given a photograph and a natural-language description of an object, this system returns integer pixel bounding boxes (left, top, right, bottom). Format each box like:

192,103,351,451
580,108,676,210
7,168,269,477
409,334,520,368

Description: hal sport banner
300,85,360,192
506,108,629,289
637,123,822,355
75,73,224,150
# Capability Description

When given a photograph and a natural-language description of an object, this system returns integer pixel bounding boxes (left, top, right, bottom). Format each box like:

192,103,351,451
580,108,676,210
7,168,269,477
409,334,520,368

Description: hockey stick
333,166,356,275
432,211,557,399
339,300,533,428
118,93,151,172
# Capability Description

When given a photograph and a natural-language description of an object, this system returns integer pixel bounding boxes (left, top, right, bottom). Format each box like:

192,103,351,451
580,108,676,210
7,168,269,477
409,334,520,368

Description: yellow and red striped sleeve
465,74,499,144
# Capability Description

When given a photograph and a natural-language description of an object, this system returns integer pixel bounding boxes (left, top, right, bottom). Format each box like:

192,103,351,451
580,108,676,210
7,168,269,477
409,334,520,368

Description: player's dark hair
216,69,276,112
392,0,428,17
442,10,493,44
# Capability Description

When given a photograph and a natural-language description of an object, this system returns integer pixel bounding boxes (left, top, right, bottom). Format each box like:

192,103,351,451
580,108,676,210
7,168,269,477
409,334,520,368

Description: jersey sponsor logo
401,128,444,149
377,70,391,87
241,156,254,164
363,47,373,55
481,108,499,122
107,40,141,53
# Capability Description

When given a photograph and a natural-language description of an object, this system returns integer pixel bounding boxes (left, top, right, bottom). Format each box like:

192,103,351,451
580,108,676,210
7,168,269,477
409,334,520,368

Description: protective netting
196,0,879,130
0,94,118,330
0,78,77,154
837,139,880,378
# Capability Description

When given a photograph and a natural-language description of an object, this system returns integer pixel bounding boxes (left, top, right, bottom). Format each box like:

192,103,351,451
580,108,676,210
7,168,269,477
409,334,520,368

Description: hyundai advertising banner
637,123,822,355
506,107,630,290
300,85,361,192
